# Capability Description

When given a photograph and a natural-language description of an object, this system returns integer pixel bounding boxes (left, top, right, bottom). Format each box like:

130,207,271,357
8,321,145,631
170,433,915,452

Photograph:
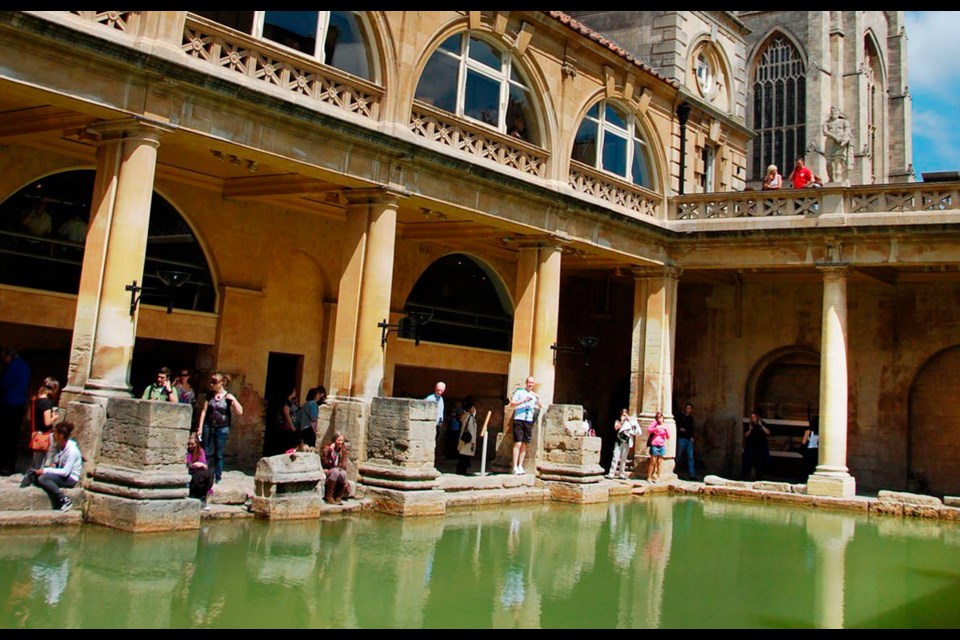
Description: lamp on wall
378,310,434,348
551,336,600,366
125,270,192,316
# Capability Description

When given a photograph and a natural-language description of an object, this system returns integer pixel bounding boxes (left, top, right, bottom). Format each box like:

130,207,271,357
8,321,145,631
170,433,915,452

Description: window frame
574,100,653,189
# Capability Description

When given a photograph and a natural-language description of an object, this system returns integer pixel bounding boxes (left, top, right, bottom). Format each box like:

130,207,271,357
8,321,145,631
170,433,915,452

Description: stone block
763,491,813,507
877,490,943,508
543,404,589,437
251,493,324,519
254,452,323,484
754,481,793,493
806,475,857,498
939,506,960,521
606,481,634,498
903,504,941,519
869,500,903,517
547,481,609,504
0,486,84,511
64,398,106,470
84,492,200,532
944,496,960,508
365,486,446,517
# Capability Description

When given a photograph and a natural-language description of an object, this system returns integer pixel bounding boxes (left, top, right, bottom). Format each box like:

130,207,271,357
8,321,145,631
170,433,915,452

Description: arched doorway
908,346,960,496
745,347,820,478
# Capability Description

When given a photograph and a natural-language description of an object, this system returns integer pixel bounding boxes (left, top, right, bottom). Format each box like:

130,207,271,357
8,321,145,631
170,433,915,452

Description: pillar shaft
507,242,562,405
630,267,681,421
65,118,172,397
327,190,399,400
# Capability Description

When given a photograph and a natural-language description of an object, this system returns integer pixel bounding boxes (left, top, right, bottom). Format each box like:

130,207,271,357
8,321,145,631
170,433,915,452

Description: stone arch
402,252,513,351
687,33,733,114
405,18,556,156
568,92,665,193
863,30,887,184
0,169,217,312
744,345,820,422
907,345,960,496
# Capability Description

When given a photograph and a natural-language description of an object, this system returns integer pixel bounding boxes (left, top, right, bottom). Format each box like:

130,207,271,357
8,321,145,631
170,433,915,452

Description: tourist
198,372,243,484
321,431,349,504
280,387,300,453
173,368,197,428
425,381,446,457
186,433,213,511
762,164,782,190
608,408,639,479
508,376,541,475
787,157,813,189
296,387,321,448
142,367,178,402
1,346,31,476
30,377,60,469
806,174,824,188
675,402,698,480
741,411,770,481
456,400,479,475
445,395,467,460
646,411,669,483
27,421,82,511
800,415,820,481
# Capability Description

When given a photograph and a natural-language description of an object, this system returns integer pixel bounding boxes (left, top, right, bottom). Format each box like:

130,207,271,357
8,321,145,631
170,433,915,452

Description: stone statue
822,107,851,184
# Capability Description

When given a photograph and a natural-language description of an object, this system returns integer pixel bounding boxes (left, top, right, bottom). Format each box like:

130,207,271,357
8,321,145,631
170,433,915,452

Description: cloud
905,11,960,101
912,106,960,173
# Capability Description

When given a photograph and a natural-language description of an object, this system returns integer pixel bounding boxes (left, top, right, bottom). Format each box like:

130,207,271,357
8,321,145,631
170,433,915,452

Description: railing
68,11,140,33
568,161,664,219
409,103,549,179
672,183,960,220
181,15,382,120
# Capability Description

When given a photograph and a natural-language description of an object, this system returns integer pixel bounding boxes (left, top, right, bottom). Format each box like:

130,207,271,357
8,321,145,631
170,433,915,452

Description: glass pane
263,11,318,55
415,52,459,114
586,103,600,119
632,139,650,188
604,104,628,130
467,36,501,71
572,120,598,166
602,132,628,178
325,11,370,80
194,11,255,33
439,33,461,54
464,70,501,127
506,84,539,145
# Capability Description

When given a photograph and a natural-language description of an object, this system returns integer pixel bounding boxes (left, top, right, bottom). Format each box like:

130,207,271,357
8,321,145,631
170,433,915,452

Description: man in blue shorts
508,376,541,475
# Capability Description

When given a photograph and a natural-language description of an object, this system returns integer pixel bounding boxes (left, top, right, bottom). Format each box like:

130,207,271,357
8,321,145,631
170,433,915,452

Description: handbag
29,399,51,453
460,429,472,444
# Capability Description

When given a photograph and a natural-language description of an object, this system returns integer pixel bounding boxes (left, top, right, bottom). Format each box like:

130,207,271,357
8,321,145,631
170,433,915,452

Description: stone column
64,117,174,399
630,266,681,479
496,240,562,473
808,265,857,497
327,189,399,401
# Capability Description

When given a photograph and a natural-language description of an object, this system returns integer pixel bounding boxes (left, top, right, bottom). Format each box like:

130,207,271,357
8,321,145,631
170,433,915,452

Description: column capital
631,264,682,280
816,263,853,278
343,187,405,207
86,116,177,146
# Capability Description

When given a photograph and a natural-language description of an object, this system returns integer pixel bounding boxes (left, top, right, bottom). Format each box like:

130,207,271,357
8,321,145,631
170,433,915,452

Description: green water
1,497,959,628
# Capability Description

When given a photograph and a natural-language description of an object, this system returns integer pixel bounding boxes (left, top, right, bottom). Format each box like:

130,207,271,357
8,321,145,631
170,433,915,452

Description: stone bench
251,452,324,519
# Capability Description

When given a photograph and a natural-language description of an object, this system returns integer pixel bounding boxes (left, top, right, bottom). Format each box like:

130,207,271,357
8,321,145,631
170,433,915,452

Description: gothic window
572,101,653,189
751,36,805,181
404,254,512,351
0,171,215,312
864,37,884,184
414,32,541,146
193,11,373,81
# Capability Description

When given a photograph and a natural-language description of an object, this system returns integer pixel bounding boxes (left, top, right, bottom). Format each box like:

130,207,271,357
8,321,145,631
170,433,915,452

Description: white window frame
580,101,651,187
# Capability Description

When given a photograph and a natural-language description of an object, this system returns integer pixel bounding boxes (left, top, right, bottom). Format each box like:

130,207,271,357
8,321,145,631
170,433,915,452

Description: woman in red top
646,411,669,483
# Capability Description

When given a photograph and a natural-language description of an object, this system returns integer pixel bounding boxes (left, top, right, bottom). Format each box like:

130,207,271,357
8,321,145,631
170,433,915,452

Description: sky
905,11,960,178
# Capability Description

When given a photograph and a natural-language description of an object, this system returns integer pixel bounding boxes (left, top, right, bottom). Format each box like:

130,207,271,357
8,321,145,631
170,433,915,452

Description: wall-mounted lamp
125,270,192,316
551,336,600,366
378,310,434,348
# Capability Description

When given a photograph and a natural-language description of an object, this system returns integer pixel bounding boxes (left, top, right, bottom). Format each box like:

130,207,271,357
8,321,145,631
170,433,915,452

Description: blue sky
905,11,960,178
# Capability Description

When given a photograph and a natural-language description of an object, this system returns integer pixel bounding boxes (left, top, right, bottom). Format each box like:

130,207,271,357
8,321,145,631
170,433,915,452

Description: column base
364,486,446,517
82,378,134,398
84,492,200,532
806,473,857,498
546,481,609,504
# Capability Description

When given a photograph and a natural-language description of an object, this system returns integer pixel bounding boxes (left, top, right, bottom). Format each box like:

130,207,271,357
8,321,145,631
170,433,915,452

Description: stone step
0,510,83,527
437,472,537,492
0,486,84,511
201,503,254,520
445,486,548,508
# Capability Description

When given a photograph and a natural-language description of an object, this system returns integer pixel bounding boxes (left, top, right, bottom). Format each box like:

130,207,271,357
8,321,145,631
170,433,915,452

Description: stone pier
359,397,444,517
84,398,198,532
251,452,324,519
537,404,608,504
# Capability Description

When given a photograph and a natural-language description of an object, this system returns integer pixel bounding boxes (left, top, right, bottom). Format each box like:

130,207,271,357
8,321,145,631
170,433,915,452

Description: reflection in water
1,498,960,628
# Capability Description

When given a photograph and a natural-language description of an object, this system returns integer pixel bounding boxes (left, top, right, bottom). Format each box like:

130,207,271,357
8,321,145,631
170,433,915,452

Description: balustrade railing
68,11,139,33
568,161,664,219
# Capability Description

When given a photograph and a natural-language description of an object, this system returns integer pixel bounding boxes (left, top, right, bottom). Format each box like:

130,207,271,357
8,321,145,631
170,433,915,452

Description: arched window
0,171,215,312
414,32,541,146
404,254,512,351
572,101,653,188
193,11,373,81
864,36,884,184
751,36,805,182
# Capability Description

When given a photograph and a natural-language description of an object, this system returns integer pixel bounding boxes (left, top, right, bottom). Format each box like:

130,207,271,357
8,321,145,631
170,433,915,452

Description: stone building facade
0,10,956,498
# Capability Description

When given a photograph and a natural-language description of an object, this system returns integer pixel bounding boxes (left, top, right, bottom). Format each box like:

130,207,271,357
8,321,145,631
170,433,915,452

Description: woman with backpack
198,372,243,483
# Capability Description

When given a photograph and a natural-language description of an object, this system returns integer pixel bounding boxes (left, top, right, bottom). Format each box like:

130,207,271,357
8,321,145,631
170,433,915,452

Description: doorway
263,351,303,456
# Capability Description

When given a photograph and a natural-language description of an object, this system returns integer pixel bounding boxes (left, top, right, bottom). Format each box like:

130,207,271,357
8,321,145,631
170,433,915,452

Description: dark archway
404,253,512,351
908,346,960,496
0,170,215,312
